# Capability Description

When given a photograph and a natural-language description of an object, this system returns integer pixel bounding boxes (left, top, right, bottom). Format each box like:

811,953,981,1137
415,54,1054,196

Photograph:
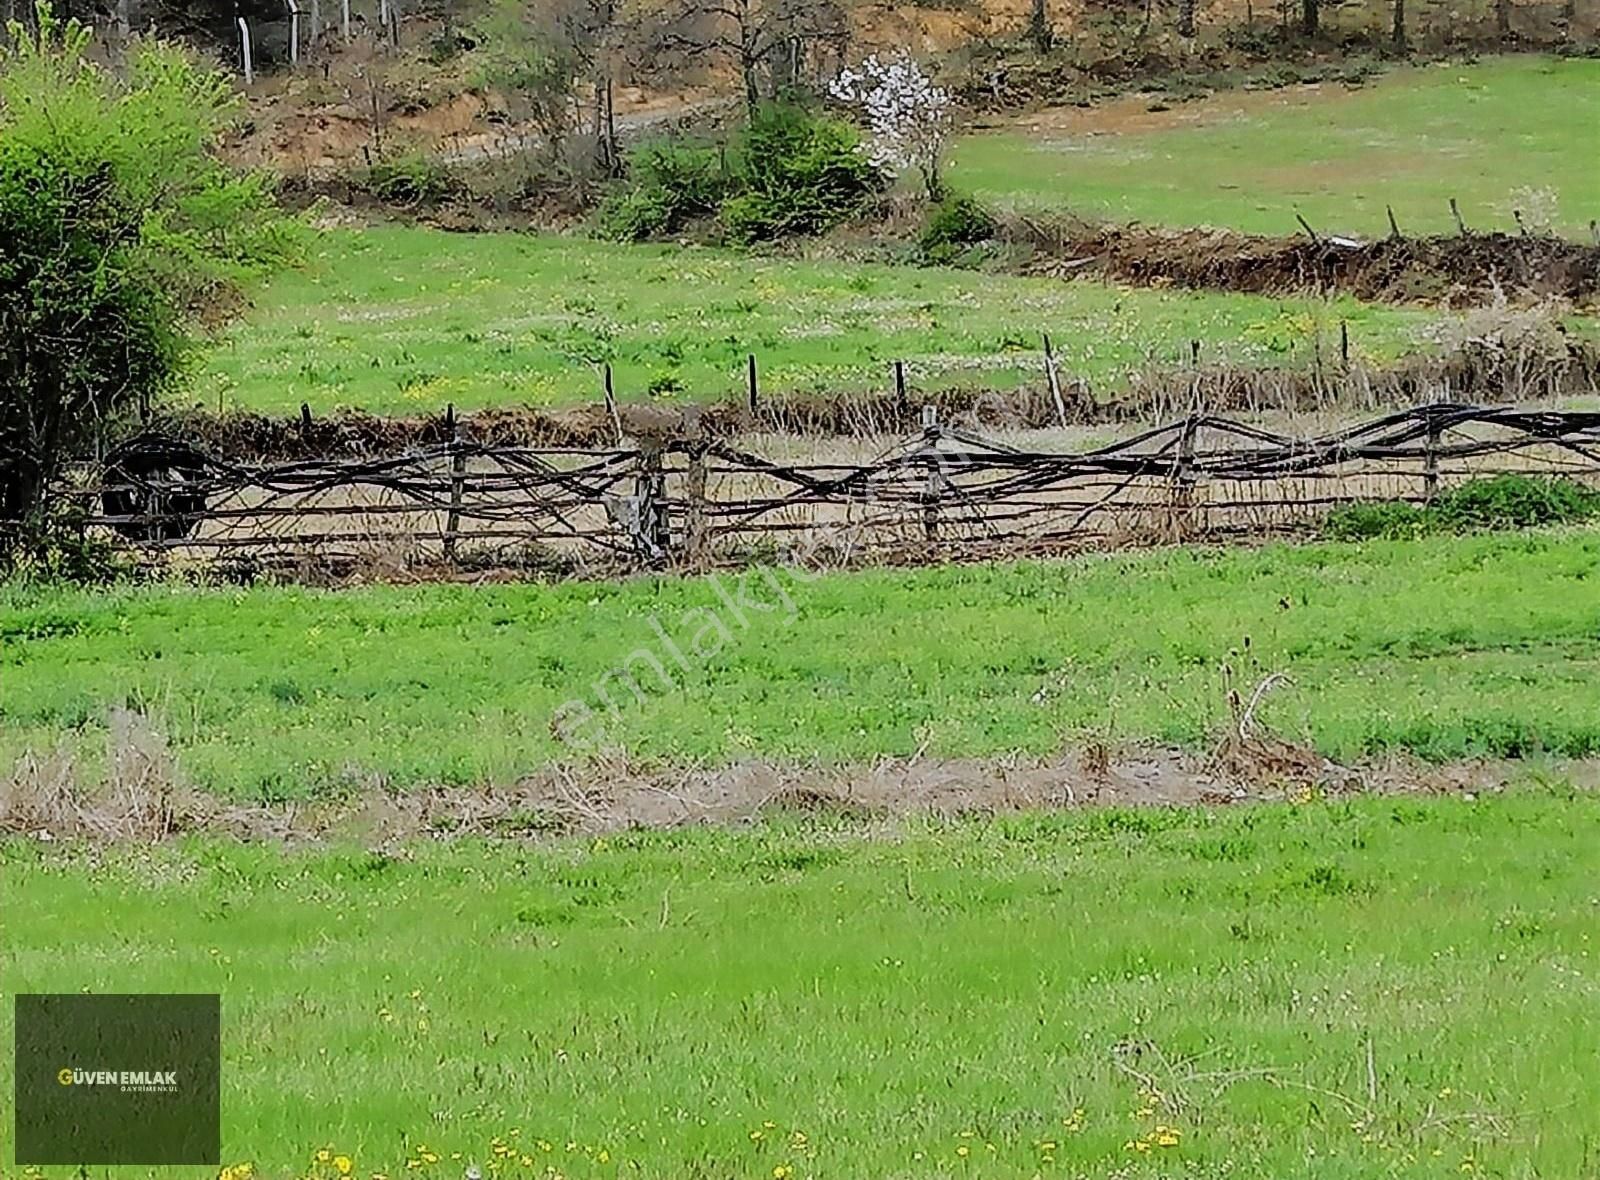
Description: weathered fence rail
46,403,1600,575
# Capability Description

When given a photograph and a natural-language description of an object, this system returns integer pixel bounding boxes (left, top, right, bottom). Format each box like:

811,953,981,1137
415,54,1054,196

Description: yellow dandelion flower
317,1149,333,1164
956,1145,970,1158
334,1156,354,1176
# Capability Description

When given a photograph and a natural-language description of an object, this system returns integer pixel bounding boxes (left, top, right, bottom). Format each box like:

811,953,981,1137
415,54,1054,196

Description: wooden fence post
1423,403,1442,502
921,405,941,544
637,442,669,563
443,403,465,561
1170,412,1199,539
894,360,908,418
746,353,759,416
603,362,623,444
683,437,709,566
1042,332,1068,429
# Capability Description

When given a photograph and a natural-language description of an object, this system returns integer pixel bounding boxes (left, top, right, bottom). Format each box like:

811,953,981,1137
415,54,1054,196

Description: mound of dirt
1009,218,1600,306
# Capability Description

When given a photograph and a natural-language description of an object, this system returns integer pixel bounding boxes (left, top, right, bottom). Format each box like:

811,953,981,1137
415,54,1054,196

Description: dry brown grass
6,709,1589,846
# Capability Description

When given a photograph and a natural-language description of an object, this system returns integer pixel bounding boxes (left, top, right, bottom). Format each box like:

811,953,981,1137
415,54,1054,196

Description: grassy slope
950,56,1600,238
195,227,1432,416
4,529,1600,797
4,788,1597,1178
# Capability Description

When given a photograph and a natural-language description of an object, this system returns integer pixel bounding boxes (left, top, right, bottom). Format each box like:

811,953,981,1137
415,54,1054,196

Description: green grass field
193,227,1434,417
5,528,1599,798
4,786,1597,1178
950,56,1600,239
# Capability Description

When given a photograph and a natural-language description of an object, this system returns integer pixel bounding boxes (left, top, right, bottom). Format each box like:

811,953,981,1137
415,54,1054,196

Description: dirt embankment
1005,218,1600,306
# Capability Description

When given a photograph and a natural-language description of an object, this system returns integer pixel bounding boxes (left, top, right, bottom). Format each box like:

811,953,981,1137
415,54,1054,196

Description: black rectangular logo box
13,994,220,1166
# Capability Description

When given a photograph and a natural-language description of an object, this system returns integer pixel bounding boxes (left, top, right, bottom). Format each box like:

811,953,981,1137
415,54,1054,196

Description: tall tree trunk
1179,0,1196,37
1495,0,1511,37
741,50,760,113
1300,0,1318,36
1028,0,1052,52
604,73,618,174
1391,0,1405,48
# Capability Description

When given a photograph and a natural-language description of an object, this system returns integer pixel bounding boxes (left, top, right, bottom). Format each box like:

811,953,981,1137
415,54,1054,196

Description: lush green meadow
194,227,1433,417
5,528,1599,797
950,56,1600,239
4,786,1597,1179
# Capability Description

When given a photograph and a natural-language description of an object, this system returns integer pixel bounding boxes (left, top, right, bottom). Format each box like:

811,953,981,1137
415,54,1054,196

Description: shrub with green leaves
720,103,882,243
361,152,463,207
596,140,731,241
1323,475,1600,541
1322,500,1431,541
0,4,295,555
597,104,879,244
1433,473,1600,531
919,194,998,264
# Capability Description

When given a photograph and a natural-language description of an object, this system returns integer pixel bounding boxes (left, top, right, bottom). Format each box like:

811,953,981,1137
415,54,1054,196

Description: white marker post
286,0,301,65
238,16,254,83
342,0,350,40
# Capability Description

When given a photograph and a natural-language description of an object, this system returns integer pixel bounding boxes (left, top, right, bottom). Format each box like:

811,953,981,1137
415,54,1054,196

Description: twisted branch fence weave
49,402,1600,574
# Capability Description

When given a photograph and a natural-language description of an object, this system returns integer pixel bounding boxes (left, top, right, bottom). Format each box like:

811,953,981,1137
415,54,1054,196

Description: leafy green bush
0,4,295,559
1324,475,1600,541
1322,501,1430,541
1433,474,1600,531
596,183,674,241
598,107,878,244
720,103,881,243
362,152,463,206
919,194,998,263
596,140,730,241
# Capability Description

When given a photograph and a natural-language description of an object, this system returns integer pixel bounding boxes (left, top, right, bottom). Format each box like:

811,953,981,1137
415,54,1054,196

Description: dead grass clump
1,709,214,841
1205,668,1327,787
1420,293,1578,402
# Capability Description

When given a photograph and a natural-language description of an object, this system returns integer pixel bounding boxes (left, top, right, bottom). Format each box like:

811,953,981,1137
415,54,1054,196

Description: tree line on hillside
9,0,1592,93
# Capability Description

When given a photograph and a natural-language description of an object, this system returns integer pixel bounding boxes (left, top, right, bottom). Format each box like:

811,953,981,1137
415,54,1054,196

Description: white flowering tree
828,52,951,200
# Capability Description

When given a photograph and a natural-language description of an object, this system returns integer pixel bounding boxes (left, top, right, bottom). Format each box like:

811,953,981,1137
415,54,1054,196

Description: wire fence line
46,402,1600,575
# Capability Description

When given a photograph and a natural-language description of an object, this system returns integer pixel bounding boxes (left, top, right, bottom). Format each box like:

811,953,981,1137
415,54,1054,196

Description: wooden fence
53,402,1600,574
